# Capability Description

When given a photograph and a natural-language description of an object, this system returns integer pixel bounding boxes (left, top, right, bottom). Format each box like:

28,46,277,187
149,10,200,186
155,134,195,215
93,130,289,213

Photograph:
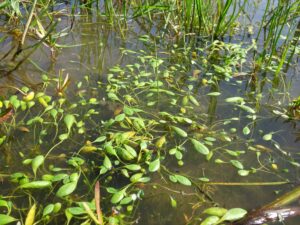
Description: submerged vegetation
0,0,299,225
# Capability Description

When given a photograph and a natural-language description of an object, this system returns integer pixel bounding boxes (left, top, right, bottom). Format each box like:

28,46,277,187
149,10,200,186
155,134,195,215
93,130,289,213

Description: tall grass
75,0,247,38
254,0,300,72
175,0,248,38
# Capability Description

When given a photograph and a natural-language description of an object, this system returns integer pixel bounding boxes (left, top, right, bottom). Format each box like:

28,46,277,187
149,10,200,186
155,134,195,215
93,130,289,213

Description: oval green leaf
20,181,51,189
32,155,44,177
174,175,191,186
64,114,76,132
200,216,220,225
149,158,160,172
0,214,17,225
111,189,126,204
221,208,247,221
242,126,250,135
238,170,250,176
124,164,141,171
56,181,77,198
130,173,144,183
230,160,244,170
43,204,54,217
263,133,273,141
203,207,227,217
103,156,112,170
191,139,210,155
171,126,188,137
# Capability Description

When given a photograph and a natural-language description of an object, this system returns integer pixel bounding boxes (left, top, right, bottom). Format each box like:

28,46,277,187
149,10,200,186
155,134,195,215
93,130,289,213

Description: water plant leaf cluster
0,0,299,225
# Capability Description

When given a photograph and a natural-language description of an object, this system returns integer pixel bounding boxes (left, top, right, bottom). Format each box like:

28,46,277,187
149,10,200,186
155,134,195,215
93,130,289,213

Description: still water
0,1,299,225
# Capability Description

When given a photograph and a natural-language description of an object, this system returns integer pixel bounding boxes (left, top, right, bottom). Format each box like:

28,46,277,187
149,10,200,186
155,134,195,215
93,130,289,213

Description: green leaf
70,173,79,182
52,173,68,182
130,173,143,183
23,159,32,165
100,167,108,175
117,147,135,161
242,126,250,135
215,159,225,163
149,158,160,172
124,106,134,115
169,148,177,155
56,181,77,198
64,114,76,132
174,175,191,186
120,197,133,205
230,160,244,170
133,118,145,129
238,170,250,176
225,97,244,103
203,207,227,217
53,203,62,213
20,181,52,189
225,150,239,157
0,200,10,211
189,95,200,106
93,136,106,143
200,216,220,225
170,196,177,208
0,2,9,11
199,177,210,182
138,177,150,183
0,136,6,145
263,133,273,141
169,175,177,183
0,214,17,225
103,156,112,170
43,204,54,217
221,208,247,221
105,144,117,157
59,133,69,141
124,164,141,171
207,92,221,96
32,155,44,177
111,189,126,204
108,92,119,101
190,139,210,155
115,113,125,122
175,151,182,160
67,207,86,215
239,105,255,114
171,126,188,137
124,144,137,158
65,209,73,224
108,216,119,225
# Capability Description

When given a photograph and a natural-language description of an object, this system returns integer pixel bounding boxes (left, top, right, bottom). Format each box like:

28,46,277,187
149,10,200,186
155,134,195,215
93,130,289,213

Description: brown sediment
0,107,13,124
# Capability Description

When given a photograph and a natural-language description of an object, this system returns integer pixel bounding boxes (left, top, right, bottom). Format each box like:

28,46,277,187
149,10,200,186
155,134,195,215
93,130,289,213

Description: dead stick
206,181,289,186
95,181,104,225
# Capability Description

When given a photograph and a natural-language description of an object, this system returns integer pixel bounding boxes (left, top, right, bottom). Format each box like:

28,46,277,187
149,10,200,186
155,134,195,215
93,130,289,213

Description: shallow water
0,1,300,225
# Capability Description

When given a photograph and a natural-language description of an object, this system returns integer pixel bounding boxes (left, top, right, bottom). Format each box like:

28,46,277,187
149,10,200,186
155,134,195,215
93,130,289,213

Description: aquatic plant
0,1,300,225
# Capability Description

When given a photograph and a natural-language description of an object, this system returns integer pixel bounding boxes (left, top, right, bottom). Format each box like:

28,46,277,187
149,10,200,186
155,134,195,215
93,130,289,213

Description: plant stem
21,0,38,46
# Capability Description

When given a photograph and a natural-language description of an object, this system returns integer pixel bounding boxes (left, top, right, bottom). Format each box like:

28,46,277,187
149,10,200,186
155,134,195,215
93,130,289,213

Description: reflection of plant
0,0,68,76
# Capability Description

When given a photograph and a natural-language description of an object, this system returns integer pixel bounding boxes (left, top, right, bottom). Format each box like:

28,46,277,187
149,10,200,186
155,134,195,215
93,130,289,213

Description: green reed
254,0,300,72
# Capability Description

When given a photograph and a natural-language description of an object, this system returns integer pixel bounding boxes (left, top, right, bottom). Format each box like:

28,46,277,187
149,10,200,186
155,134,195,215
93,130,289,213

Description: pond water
0,1,300,225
